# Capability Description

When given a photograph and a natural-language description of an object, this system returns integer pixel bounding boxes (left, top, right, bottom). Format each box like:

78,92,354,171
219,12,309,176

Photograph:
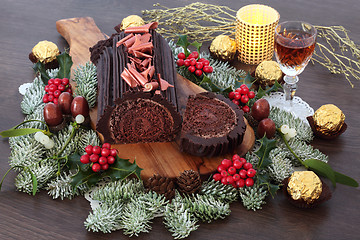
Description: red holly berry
233,174,241,181
228,91,235,99
243,162,253,170
240,84,247,89
213,173,222,181
53,98,58,105
92,163,101,172
177,59,185,66
189,58,197,66
101,163,109,171
66,88,72,93
217,164,227,173
49,84,57,92
232,154,240,161
236,179,245,188
221,177,228,185
98,156,107,165
61,78,69,86
239,157,247,165
245,178,254,187
232,100,239,105
248,91,255,99
191,51,199,59
221,159,232,169
48,79,54,85
228,166,236,175
220,170,228,178
43,94,49,103
85,145,93,155
90,154,99,163
80,154,90,164
195,62,203,70
195,69,202,77
45,85,50,92
241,95,249,104
54,78,62,86
101,148,110,157
184,59,191,67
206,66,213,73
234,92,241,100
92,146,101,155
202,60,210,66
58,84,66,92
239,169,247,179
247,168,257,178
102,143,111,149
226,176,234,185
198,58,206,62
48,94,54,102
107,156,115,165
233,160,243,169
240,86,249,95
242,105,250,113
188,65,196,73
235,88,242,93
178,52,186,59
203,65,213,73
110,149,117,157
187,53,195,59
54,90,61,98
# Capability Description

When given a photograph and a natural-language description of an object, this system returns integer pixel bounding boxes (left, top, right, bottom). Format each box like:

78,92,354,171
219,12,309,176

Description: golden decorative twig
142,3,360,87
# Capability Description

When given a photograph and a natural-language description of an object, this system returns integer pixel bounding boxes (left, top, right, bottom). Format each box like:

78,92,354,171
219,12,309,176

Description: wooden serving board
56,17,255,180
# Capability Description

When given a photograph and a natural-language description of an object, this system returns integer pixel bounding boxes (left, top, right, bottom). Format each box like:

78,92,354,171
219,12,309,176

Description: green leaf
176,35,190,56
304,159,336,187
190,41,202,54
334,171,358,187
107,156,143,181
32,61,50,85
0,128,43,138
268,182,280,198
199,75,222,93
257,172,280,198
28,169,38,196
255,80,283,100
56,51,73,79
255,136,277,169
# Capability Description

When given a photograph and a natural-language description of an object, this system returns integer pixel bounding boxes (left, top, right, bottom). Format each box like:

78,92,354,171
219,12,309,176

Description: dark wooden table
1,0,359,239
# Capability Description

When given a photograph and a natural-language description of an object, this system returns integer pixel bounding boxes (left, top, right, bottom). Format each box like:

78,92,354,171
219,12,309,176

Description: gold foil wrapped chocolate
313,104,345,135
287,171,322,204
255,60,282,86
209,35,236,61
120,15,145,31
32,40,60,64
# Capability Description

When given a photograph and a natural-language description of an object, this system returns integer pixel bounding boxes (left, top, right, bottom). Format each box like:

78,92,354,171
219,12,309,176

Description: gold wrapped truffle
287,171,322,204
255,60,283,87
313,104,345,135
209,35,237,61
120,15,145,31
31,40,60,64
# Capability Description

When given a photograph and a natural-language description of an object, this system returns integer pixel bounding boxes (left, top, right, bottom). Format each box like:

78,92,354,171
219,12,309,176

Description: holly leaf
255,80,283,100
190,41,202,54
234,72,256,90
106,156,143,181
199,75,222,93
32,61,50,85
334,171,359,187
0,128,43,138
257,172,280,198
56,51,73,79
304,159,336,187
176,35,190,57
255,136,277,169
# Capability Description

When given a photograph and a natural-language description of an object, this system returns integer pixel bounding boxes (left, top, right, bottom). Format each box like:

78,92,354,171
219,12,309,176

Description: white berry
44,139,55,149
288,128,297,138
39,135,50,145
280,125,290,134
284,134,291,141
75,114,85,124
34,132,45,142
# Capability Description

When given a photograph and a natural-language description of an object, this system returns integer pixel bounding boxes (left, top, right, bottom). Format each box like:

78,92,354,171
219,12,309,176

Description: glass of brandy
274,21,317,101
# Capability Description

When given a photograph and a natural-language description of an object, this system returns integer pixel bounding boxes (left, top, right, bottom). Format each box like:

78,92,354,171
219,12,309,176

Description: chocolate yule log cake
90,22,181,144
179,92,246,157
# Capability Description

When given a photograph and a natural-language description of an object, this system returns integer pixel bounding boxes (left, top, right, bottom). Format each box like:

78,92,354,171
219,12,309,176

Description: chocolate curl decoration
140,33,152,43
116,33,134,47
157,73,174,91
127,63,149,87
124,22,159,33
128,42,154,54
132,50,153,59
143,82,159,92
124,35,136,48
121,68,139,88
141,58,151,68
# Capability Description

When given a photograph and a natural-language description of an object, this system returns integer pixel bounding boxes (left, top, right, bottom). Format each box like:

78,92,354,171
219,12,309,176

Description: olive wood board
56,17,255,180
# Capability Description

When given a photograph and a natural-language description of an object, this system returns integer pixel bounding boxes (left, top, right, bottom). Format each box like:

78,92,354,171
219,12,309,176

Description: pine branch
45,125,78,158
163,200,199,239
120,201,153,237
267,148,294,183
73,62,98,108
245,151,260,166
47,171,89,200
20,76,46,115
85,200,124,233
91,178,144,202
238,185,268,211
269,107,313,142
15,161,57,194
136,191,169,216
200,179,239,203
176,193,231,223
75,128,101,155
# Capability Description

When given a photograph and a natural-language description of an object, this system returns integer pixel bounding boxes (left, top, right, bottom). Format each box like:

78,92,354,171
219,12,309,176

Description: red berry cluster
80,143,117,173
228,84,255,113
213,154,257,188
176,51,213,77
43,78,72,104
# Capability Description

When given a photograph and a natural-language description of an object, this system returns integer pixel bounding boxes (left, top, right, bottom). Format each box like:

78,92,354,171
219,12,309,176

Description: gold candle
235,4,280,65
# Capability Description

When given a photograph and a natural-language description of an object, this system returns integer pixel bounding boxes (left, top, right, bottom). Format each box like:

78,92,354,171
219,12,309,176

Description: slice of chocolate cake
90,23,181,144
179,92,246,157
